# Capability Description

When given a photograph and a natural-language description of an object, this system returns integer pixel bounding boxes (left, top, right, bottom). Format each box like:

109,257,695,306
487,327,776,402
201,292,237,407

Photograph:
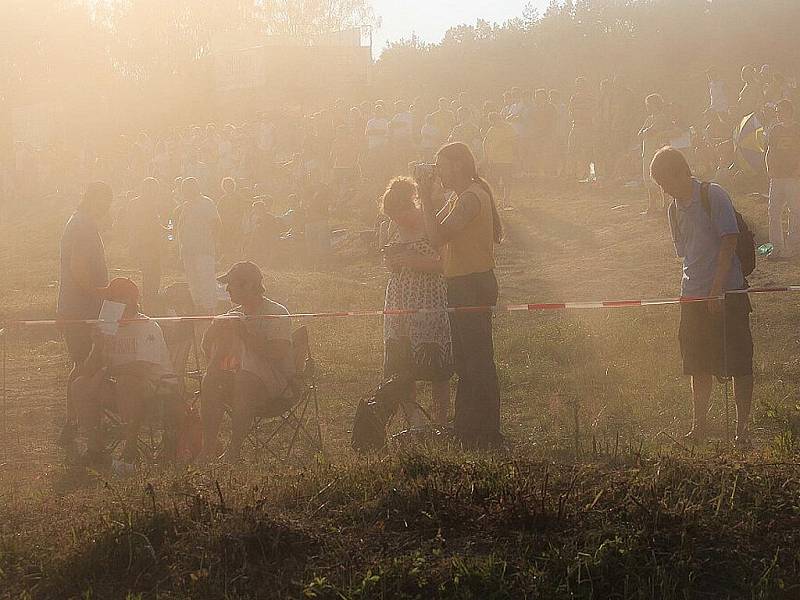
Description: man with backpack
651,147,754,448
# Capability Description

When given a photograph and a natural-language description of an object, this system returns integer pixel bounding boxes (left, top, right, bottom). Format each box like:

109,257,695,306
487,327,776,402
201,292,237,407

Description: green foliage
376,0,800,108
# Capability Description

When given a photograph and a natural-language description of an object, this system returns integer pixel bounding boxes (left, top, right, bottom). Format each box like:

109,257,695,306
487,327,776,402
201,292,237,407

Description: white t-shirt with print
104,317,174,381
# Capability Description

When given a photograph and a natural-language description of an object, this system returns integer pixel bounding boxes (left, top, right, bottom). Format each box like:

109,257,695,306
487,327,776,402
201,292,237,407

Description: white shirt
365,117,389,149
178,196,219,259
104,317,174,381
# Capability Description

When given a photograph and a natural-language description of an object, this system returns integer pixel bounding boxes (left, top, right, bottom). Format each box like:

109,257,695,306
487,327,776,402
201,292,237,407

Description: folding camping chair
102,319,204,465
246,326,324,461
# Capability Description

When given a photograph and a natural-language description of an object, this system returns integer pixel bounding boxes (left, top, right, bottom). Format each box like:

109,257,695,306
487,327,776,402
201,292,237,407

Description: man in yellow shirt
483,112,517,209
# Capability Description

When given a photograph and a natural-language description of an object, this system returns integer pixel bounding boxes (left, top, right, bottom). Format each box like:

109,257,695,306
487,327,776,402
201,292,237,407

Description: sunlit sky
371,0,544,54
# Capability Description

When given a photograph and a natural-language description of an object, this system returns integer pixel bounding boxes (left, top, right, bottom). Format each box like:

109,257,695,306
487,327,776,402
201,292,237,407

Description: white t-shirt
177,196,219,259
104,317,174,381
365,117,390,149
211,299,295,397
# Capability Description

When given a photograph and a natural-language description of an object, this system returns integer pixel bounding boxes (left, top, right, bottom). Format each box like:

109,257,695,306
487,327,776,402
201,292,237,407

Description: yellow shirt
443,183,496,278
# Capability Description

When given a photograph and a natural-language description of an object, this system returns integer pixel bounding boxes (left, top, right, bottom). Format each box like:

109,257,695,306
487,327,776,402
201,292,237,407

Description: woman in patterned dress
381,177,453,426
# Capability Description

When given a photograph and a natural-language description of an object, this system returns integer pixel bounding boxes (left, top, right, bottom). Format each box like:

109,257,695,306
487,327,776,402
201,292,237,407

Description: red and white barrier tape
1,286,798,329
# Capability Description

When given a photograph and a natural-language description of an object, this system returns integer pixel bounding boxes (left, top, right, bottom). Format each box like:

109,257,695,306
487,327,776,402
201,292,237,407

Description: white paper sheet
98,300,126,336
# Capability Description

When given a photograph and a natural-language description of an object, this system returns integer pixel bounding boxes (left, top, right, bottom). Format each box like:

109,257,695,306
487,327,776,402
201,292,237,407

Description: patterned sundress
383,231,453,382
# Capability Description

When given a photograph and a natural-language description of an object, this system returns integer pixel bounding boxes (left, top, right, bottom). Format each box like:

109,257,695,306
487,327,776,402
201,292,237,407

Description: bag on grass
351,376,408,452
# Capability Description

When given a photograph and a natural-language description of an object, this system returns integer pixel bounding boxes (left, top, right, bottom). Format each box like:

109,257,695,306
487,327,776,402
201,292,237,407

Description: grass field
2,180,800,598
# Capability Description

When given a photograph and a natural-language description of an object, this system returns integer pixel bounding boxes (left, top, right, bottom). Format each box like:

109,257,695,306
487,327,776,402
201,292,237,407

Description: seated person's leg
71,370,111,457
198,370,233,460
113,373,152,463
225,371,269,461
159,389,184,462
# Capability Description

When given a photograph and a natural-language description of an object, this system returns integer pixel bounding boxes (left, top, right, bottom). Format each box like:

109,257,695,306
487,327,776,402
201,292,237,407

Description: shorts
203,369,292,419
678,293,753,377
64,323,93,365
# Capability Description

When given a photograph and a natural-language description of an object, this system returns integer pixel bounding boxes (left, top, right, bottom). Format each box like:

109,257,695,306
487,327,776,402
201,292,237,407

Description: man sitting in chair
197,261,295,462
72,277,177,465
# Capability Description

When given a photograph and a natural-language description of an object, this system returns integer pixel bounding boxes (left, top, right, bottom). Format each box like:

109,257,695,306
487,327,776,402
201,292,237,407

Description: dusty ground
1,180,800,598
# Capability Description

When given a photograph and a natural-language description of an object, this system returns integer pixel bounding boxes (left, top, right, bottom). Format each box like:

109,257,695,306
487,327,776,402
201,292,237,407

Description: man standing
567,77,596,181
176,177,221,315
57,181,112,445
216,177,248,262
651,147,754,447
705,67,730,118
127,177,169,308
429,97,456,144
483,112,517,209
530,89,558,177
738,64,761,118
765,100,800,260
449,106,483,163
389,101,414,172
364,104,390,182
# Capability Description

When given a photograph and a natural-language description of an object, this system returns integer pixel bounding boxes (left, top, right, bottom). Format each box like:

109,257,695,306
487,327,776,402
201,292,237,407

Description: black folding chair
102,320,204,465
246,326,324,461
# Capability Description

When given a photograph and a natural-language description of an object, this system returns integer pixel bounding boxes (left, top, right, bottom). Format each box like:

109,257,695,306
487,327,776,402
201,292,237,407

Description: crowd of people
50,59,800,466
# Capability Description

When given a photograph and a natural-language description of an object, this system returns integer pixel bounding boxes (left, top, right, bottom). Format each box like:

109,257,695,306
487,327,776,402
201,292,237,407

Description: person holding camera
417,142,504,448
381,177,453,426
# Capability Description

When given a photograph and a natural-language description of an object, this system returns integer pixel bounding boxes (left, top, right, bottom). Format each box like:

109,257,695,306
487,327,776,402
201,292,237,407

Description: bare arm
79,335,107,376
201,322,219,359
420,191,480,248
710,234,738,298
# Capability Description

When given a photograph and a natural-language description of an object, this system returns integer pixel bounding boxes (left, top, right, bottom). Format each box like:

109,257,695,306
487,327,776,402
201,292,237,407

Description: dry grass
2,180,800,598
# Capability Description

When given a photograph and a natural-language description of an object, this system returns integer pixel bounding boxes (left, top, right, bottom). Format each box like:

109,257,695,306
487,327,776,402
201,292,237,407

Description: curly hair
380,176,418,217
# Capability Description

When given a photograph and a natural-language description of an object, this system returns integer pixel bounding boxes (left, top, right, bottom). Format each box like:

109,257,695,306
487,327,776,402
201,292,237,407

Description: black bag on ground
351,376,408,452
700,182,756,277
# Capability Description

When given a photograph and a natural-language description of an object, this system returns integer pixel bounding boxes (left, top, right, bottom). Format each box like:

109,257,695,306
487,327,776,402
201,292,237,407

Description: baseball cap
217,261,263,286
97,277,140,306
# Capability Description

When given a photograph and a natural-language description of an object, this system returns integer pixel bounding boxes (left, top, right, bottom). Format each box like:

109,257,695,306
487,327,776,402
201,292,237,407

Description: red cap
97,277,140,307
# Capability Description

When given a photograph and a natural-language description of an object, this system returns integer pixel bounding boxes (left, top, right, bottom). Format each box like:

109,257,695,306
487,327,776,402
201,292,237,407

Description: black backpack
698,181,757,277
351,376,408,452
